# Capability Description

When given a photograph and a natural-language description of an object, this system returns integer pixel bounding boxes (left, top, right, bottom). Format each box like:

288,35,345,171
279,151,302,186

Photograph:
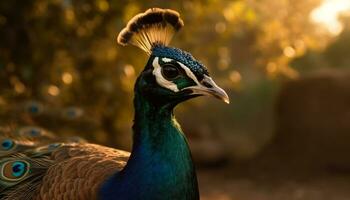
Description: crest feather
117,8,184,54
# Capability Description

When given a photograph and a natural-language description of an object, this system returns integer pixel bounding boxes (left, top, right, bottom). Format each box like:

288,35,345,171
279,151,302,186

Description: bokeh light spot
48,85,60,96
283,46,296,58
62,72,73,84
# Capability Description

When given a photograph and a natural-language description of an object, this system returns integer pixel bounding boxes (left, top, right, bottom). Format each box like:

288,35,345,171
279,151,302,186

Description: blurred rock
189,137,228,167
268,69,350,170
185,123,228,167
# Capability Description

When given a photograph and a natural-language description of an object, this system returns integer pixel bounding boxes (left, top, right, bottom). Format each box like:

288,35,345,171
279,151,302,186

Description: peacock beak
185,75,230,104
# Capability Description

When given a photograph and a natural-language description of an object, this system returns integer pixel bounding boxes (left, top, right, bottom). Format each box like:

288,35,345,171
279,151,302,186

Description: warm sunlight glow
62,72,73,84
311,0,350,35
229,70,241,83
48,85,60,96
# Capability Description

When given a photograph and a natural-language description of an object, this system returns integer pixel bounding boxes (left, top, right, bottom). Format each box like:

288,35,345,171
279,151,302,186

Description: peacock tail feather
0,123,130,200
0,97,128,199
0,138,36,158
0,153,53,200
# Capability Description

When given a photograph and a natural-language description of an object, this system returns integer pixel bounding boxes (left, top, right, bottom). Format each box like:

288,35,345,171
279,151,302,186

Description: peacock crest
117,8,184,54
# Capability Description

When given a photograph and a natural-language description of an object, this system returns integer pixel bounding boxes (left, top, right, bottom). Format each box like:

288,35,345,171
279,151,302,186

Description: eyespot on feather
16,126,56,140
25,101,44,115
1,139,15,151
1,160,29,181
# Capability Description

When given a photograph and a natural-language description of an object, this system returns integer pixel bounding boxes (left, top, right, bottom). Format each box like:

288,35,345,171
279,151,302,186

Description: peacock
0,8,229,200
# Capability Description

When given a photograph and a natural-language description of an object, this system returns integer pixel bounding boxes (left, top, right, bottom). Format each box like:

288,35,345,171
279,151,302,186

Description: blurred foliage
0,0,344,154
292,14,350,72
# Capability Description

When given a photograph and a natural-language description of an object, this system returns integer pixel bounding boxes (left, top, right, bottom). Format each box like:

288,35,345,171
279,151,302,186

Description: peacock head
118,8,229,107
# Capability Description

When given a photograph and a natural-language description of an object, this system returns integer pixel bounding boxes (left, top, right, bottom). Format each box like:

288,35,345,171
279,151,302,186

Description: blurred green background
1,0,350,199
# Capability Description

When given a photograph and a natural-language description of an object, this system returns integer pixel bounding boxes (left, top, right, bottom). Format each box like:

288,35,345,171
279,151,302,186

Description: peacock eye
1,160,29,181
28,104,39,114
1,139,14,151
29,128,41,137
11,162,27,177
161,64,180,80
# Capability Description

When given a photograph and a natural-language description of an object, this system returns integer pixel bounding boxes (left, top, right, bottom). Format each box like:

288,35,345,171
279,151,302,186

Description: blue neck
99,86,199,200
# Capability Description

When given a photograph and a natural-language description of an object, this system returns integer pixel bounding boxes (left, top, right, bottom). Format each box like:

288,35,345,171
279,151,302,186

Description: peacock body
0,8,229,200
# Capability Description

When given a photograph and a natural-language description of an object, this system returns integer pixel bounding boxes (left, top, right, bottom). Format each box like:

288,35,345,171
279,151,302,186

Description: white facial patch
176,62,201,87
152,57,179,92
162,58,173,63
152,57,205,92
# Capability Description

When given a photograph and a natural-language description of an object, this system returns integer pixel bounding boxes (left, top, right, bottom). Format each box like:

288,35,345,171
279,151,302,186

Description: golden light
215,22,226,33
14,83,26,94
97,0,109,12
283,46,296,58
10,76,26,94
229,70,242,83
294,40,306,55
62,72,73,84
65,9,75,24
218,59,230,70
266,62,277,75
223,7,235,22
311,0,350,35
223,1,245,22
123,64,135,77
48,85,60,96
217,47,230,70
